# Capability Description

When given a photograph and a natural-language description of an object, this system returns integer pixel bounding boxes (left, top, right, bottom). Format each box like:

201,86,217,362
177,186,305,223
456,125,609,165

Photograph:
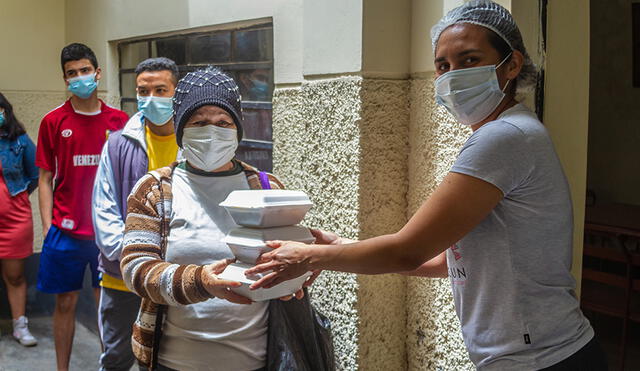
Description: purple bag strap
258,171,271,190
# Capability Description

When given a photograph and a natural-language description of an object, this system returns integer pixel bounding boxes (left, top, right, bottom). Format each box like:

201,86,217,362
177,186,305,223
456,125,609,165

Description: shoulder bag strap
258,171,271,190
150,168,173,371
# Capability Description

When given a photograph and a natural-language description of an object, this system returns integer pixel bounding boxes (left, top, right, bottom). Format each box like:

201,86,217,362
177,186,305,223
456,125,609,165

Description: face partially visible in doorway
238,69,270,101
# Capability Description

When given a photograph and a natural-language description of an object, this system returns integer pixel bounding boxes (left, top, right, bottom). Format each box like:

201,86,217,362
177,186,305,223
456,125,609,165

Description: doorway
581,0,640,370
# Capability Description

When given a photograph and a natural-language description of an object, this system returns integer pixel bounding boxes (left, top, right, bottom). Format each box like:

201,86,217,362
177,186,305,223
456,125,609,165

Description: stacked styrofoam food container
218,190,315,301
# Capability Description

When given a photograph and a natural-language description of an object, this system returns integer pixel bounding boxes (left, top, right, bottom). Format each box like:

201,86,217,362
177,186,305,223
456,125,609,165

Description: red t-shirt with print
36,100,128,239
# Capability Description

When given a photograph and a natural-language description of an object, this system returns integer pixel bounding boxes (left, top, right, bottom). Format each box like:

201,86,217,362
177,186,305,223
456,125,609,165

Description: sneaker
12,316,37,346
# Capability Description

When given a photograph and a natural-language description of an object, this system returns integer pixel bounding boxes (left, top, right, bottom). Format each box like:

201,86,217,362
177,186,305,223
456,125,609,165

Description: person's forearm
38,177,53,233
308,233,444,275
400,251,448,278
337,237,357,245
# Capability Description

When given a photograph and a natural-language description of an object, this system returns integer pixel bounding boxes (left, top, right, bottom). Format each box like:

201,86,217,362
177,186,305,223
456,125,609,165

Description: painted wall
587,0,640,206
0,0,67,136
0,0,66,92
362,0,411,78
0,0,68,253
302,0,363,77
65,0,305,90
543,0,590,288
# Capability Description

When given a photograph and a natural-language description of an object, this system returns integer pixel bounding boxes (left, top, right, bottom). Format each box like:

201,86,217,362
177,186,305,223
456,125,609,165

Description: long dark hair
0,92,27,141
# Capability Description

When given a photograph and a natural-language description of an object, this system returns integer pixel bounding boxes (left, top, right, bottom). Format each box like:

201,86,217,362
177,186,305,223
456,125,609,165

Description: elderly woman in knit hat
119,67,312,371
247,1,606,369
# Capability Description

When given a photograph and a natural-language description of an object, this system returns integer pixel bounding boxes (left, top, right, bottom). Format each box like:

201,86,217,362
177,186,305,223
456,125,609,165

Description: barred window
118,24,274,171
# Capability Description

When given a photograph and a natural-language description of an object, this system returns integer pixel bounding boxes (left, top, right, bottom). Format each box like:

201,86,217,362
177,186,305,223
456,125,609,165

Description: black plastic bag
267,289,336,371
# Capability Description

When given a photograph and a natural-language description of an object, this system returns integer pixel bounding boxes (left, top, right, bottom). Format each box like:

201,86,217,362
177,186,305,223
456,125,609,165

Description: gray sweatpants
98,286,141,371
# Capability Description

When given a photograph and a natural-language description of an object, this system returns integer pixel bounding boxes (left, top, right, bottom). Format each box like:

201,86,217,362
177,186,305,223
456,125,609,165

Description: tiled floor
0,316,101,371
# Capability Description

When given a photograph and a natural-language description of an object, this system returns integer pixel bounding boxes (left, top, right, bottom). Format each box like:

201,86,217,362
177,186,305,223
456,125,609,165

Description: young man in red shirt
36,43,128,371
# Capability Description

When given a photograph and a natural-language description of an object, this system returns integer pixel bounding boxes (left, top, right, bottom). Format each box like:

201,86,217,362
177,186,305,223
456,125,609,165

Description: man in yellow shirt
91,57,180,371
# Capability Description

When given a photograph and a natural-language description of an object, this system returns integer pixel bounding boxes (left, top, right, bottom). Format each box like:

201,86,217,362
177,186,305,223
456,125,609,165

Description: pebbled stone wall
405,74,473,371
356,78,409,371
273,73,474,370
273,76,409,370
273,79,362,370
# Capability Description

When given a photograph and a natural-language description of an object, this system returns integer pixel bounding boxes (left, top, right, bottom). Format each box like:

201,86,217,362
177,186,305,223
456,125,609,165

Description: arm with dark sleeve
21,134,38,194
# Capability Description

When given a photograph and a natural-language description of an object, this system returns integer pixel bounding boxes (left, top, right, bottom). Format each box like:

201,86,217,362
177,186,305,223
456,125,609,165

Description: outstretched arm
400,251,448,278
310,229,448,278
22,134,39,194
247,172,502,287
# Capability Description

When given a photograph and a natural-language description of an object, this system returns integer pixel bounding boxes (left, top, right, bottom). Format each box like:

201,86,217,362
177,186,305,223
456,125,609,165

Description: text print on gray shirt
447,104,593,370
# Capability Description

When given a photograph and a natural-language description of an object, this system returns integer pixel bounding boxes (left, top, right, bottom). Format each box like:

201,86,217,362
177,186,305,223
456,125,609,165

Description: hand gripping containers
222,225,316,265
219,262,313,302
218,190,315,301
219,190,313,228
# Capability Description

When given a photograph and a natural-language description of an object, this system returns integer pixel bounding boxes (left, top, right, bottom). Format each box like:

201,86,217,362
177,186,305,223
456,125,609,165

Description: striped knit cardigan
120,161,284,368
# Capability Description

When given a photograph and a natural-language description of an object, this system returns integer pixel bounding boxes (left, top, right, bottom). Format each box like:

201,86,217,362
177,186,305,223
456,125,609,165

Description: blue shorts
37,225,100,294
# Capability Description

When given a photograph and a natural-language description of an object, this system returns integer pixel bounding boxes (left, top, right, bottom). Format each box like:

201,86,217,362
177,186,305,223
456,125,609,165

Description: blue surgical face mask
137,95,174,126
250,79,269,100
67,73,98,99
434,53,512,126
0,112,5,127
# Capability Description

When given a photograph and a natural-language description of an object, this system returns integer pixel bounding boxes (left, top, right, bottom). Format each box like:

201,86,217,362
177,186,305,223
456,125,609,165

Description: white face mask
182,125,238,172
434,53,512,126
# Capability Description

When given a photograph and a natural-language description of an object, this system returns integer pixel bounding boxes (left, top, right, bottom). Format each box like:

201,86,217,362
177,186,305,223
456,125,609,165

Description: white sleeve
92,142,126,261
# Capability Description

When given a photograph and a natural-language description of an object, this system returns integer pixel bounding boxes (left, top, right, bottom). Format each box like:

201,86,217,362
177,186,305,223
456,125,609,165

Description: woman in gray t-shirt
247,1,606,370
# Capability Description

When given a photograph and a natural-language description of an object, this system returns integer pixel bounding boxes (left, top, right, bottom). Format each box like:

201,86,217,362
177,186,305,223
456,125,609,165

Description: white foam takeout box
223,225,316,264
218,262,312,302
219,190,313,228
